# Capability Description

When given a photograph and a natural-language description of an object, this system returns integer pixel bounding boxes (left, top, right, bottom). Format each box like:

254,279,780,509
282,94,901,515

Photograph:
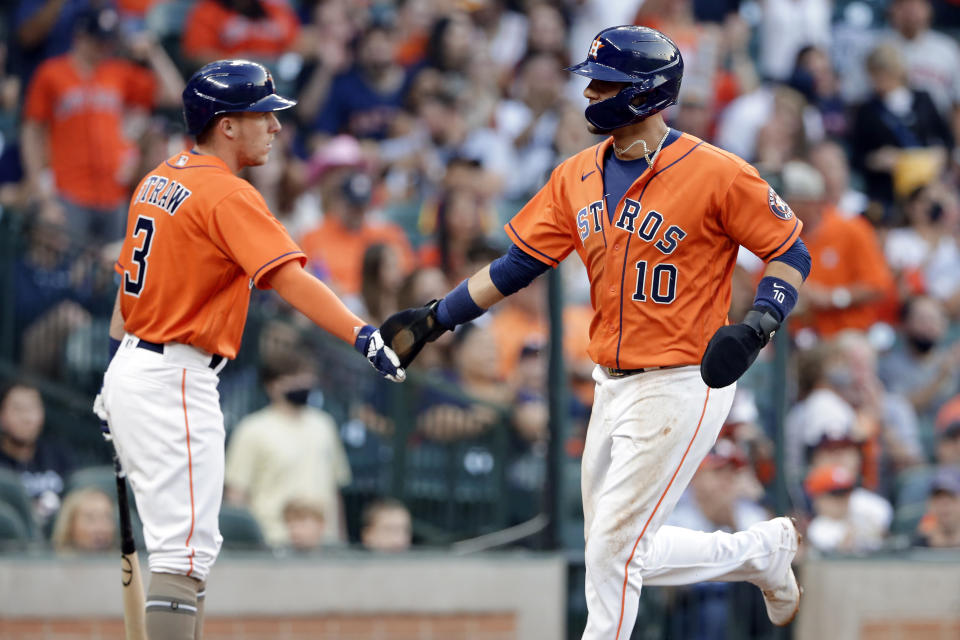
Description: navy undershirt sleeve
489,245,551,296
770,237,811,280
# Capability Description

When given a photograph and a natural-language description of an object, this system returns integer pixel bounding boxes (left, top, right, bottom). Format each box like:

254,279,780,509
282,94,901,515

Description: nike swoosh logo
581,170,596,181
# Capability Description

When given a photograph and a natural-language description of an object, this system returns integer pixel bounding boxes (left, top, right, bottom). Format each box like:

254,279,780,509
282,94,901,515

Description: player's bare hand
354,324,406,382
126,30,158,62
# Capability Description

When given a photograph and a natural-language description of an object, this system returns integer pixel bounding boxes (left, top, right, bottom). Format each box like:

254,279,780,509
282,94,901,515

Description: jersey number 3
123,215,155,297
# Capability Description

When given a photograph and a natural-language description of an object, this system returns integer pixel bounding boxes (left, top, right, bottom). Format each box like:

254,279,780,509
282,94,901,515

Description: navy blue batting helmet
182,60,296,136
566,26,683,132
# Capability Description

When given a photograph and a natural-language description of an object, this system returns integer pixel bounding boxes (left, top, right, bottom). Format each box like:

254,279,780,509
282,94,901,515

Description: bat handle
113,457,137,556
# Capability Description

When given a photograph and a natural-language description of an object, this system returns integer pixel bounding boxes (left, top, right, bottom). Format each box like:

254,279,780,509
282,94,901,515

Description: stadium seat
65,465,121,500
894,466,936,510
0,468,38,539
892,466,937,536
0,501,30,547
218,504,266,550
892,500,928,537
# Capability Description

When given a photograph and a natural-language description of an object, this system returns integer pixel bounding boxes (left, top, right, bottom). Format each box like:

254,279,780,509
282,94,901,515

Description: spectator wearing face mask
827,331,924,481
878,296,960,423
884,182,960,317
225,351,352,547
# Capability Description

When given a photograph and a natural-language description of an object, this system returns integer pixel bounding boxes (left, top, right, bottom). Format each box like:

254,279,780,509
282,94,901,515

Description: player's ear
219,115,237,140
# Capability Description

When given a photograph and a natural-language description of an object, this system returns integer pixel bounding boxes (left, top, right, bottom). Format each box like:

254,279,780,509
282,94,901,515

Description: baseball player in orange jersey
381,27,812,638
95,60,404,640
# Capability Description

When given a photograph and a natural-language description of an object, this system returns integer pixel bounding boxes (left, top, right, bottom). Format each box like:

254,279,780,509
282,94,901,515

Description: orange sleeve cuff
264,261,365,345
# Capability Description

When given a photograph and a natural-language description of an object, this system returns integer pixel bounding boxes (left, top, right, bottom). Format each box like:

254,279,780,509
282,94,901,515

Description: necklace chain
613,128,670,167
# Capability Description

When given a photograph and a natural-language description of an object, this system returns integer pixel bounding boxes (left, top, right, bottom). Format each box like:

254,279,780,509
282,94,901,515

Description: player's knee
585,533,657,575
148,547,219,583
630,540,659,575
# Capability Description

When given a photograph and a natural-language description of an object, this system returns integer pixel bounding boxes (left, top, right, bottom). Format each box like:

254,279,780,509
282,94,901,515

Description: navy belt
136,339,224,370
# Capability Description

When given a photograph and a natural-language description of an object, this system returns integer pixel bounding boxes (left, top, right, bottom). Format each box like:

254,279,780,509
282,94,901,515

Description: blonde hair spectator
50,487,116,553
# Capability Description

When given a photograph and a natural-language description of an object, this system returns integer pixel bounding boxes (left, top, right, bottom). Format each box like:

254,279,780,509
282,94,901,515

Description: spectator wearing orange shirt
116,0,156,16
20,7,183,242
488,280,546,378
784,160,897,337
181,0,300,68
299,137,413,306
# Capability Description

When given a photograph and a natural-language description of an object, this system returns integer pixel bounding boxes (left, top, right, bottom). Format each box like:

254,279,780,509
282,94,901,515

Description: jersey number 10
632,260,677,304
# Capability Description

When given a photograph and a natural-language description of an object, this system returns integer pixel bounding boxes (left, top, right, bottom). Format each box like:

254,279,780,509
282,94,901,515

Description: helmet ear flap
584,79,684,132
584,85,648,132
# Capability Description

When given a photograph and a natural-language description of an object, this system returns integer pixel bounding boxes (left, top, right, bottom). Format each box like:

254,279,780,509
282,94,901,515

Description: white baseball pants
102,334,226,581
581,366,786,640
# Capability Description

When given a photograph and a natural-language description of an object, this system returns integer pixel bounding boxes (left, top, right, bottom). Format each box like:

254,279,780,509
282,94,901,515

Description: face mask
826,366,854,390
907,334,936,354
284,388,311,406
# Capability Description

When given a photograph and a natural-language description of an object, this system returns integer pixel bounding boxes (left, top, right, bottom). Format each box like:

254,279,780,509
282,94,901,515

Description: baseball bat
112,454,148,640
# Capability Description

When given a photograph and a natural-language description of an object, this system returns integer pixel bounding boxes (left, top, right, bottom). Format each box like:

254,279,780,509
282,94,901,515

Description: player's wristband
752,276,798,323
435,279,485,329
109,337,121,360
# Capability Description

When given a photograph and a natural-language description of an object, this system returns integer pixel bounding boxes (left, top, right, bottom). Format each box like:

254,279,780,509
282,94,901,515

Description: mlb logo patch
176,155,189,167
767,188,793,220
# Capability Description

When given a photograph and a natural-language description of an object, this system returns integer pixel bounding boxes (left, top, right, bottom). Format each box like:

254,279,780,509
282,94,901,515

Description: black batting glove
700,306,780,388
379,300,450,368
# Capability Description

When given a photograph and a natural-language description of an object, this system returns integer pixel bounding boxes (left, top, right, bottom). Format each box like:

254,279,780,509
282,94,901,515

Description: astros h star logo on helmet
589,38,604,59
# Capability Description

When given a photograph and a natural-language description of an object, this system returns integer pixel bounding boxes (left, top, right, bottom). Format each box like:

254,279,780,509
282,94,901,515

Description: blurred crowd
1,0,960,563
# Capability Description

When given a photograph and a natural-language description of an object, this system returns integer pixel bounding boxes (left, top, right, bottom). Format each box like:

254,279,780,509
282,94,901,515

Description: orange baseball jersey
299,216,414,296
506,131,803,370
116,0,159,15
115,151,305,358
183,0,301,60
22,55,155,208
797,205,897,336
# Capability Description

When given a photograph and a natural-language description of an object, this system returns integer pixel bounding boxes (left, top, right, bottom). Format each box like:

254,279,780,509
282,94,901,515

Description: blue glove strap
109,337,121,360
435,279,485,329
752,276,798,323
354,324,374,353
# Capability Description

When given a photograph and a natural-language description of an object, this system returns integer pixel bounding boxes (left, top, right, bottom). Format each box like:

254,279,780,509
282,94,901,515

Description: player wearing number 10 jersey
380,26,813,640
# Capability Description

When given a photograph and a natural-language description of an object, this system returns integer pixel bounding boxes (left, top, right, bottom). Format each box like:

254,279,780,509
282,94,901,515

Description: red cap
805,465,856,497
699,438,747,471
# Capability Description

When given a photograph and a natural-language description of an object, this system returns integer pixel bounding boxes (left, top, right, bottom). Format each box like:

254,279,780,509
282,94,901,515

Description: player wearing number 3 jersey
381,26,812,639
97,60,404,640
